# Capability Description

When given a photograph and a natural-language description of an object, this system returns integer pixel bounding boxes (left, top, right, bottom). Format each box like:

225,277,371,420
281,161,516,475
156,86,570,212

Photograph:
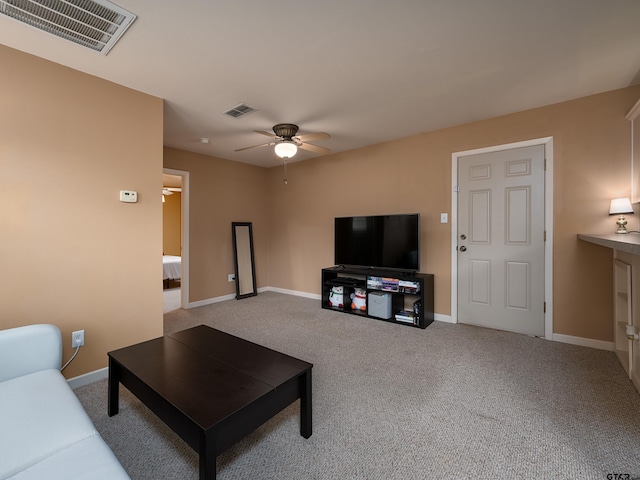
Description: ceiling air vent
0,0,136,55
223,103,257,118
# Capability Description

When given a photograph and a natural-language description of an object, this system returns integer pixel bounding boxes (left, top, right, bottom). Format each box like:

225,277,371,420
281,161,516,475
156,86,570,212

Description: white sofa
0,324,129,480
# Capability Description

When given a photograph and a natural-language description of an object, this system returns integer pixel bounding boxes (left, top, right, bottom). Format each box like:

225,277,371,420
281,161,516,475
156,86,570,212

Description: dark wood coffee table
107,325,312,480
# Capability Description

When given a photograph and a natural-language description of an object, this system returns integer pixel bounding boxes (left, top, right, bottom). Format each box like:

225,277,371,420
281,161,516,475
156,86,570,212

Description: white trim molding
435,313,454,324
266,286,322,300
182,287,320,309
72,280,614,390
552,333,614,352
451,137,554,339
163,168,190,311
68,367,108,390
183,287,466,325
271,280,612,349
185,292,236,309
629,99,639,204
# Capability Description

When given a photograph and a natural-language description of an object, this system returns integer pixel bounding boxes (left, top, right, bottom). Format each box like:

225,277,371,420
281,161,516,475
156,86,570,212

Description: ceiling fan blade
235,141,275,152
299,143,332,155
296,132,330,142
255,130,277,138
162,189,174,195
163,187,181,192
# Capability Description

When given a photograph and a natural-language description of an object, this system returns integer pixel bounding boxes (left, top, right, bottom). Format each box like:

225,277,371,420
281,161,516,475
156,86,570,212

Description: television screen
334,214,420,271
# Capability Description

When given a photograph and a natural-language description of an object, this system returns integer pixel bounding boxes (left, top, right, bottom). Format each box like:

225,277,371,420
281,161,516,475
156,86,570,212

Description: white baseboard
431,317,612,351
178,289,615,352
184,292,236,309
552,333,614,351
434,313,454,323
181,287,318,309
265,286,322,300
75,294,613,391
68,367,108,390
172,286,624,355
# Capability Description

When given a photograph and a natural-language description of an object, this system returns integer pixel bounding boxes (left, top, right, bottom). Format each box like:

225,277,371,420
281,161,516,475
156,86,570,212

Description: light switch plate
440,213,448,223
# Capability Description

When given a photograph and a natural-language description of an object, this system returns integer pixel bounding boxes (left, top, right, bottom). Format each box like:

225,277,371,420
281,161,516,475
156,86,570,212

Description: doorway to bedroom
163,168,189,313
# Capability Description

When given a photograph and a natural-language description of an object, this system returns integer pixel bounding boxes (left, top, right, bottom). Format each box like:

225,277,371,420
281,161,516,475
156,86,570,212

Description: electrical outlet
228,273,236,282
72,330,84,348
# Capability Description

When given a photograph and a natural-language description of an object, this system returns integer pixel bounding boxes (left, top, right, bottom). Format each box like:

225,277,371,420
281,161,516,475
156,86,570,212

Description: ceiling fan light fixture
274,141,297,158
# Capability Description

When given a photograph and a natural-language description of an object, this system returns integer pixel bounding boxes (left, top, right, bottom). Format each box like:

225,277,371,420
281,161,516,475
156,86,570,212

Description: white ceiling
1,0,640,168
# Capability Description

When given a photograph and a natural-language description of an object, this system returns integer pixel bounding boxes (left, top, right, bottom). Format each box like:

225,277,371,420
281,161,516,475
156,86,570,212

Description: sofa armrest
0,324,62,383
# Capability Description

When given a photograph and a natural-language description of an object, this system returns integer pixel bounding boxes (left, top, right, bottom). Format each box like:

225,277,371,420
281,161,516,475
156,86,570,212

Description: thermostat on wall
119,190,138,203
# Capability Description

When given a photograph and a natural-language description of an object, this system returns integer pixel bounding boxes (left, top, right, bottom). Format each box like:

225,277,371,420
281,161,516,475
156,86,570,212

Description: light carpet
163,287,181,314
75,292,640,479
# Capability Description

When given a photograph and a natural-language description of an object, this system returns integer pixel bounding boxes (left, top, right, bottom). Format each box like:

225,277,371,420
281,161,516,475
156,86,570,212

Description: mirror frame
232,222,257,299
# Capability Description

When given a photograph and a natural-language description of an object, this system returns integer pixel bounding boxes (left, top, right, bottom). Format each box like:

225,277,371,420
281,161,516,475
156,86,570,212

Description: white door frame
451,137,554,339
163,168,190,309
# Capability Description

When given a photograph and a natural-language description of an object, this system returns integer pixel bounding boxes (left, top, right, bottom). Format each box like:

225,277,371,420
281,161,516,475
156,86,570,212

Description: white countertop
578,233,640,256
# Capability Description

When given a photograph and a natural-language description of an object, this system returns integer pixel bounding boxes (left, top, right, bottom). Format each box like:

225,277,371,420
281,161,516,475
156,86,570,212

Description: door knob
460,234,467,240
459,246,467,252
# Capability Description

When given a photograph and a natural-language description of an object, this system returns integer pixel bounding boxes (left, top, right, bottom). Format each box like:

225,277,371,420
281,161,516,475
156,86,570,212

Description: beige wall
163,192,181,255
3,42,638,375
0,45,164,378
163,148,269,303
267,85,640,342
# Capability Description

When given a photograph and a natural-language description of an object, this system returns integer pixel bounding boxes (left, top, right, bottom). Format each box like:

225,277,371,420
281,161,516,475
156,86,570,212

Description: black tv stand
328,277,361,286
321,266,434,329
338,264,419,275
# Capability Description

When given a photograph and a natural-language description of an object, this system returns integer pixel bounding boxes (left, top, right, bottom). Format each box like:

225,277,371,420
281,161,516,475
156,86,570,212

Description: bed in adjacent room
163,255,181,288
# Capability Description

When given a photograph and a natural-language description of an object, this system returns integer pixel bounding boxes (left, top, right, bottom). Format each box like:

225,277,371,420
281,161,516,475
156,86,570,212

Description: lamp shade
609,197,634,215
274,141,297,158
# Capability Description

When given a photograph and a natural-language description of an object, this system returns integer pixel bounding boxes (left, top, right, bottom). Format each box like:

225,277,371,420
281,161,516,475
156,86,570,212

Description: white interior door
457,145,545,336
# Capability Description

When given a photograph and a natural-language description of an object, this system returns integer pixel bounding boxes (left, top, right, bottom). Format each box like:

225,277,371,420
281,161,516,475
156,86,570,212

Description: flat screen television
334,214,420,271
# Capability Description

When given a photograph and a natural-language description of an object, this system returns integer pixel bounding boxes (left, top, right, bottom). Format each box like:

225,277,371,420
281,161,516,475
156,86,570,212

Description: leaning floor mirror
232,222,257,299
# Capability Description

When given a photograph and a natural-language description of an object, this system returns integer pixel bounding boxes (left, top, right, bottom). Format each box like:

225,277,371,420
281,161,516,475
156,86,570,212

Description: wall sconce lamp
609,197,634,234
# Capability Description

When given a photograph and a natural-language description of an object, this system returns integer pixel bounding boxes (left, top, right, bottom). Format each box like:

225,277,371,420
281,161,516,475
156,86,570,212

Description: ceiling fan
235,123,331,158
162,187,181,196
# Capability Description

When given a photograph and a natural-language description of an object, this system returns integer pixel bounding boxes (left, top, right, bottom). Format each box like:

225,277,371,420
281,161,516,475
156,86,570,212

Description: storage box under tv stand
321,266,434,329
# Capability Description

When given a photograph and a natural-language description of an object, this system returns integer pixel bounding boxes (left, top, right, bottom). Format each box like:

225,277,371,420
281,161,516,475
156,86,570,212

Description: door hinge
454,186,460,192
544,230,546,241
544,158,547,170
544,302,546,313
